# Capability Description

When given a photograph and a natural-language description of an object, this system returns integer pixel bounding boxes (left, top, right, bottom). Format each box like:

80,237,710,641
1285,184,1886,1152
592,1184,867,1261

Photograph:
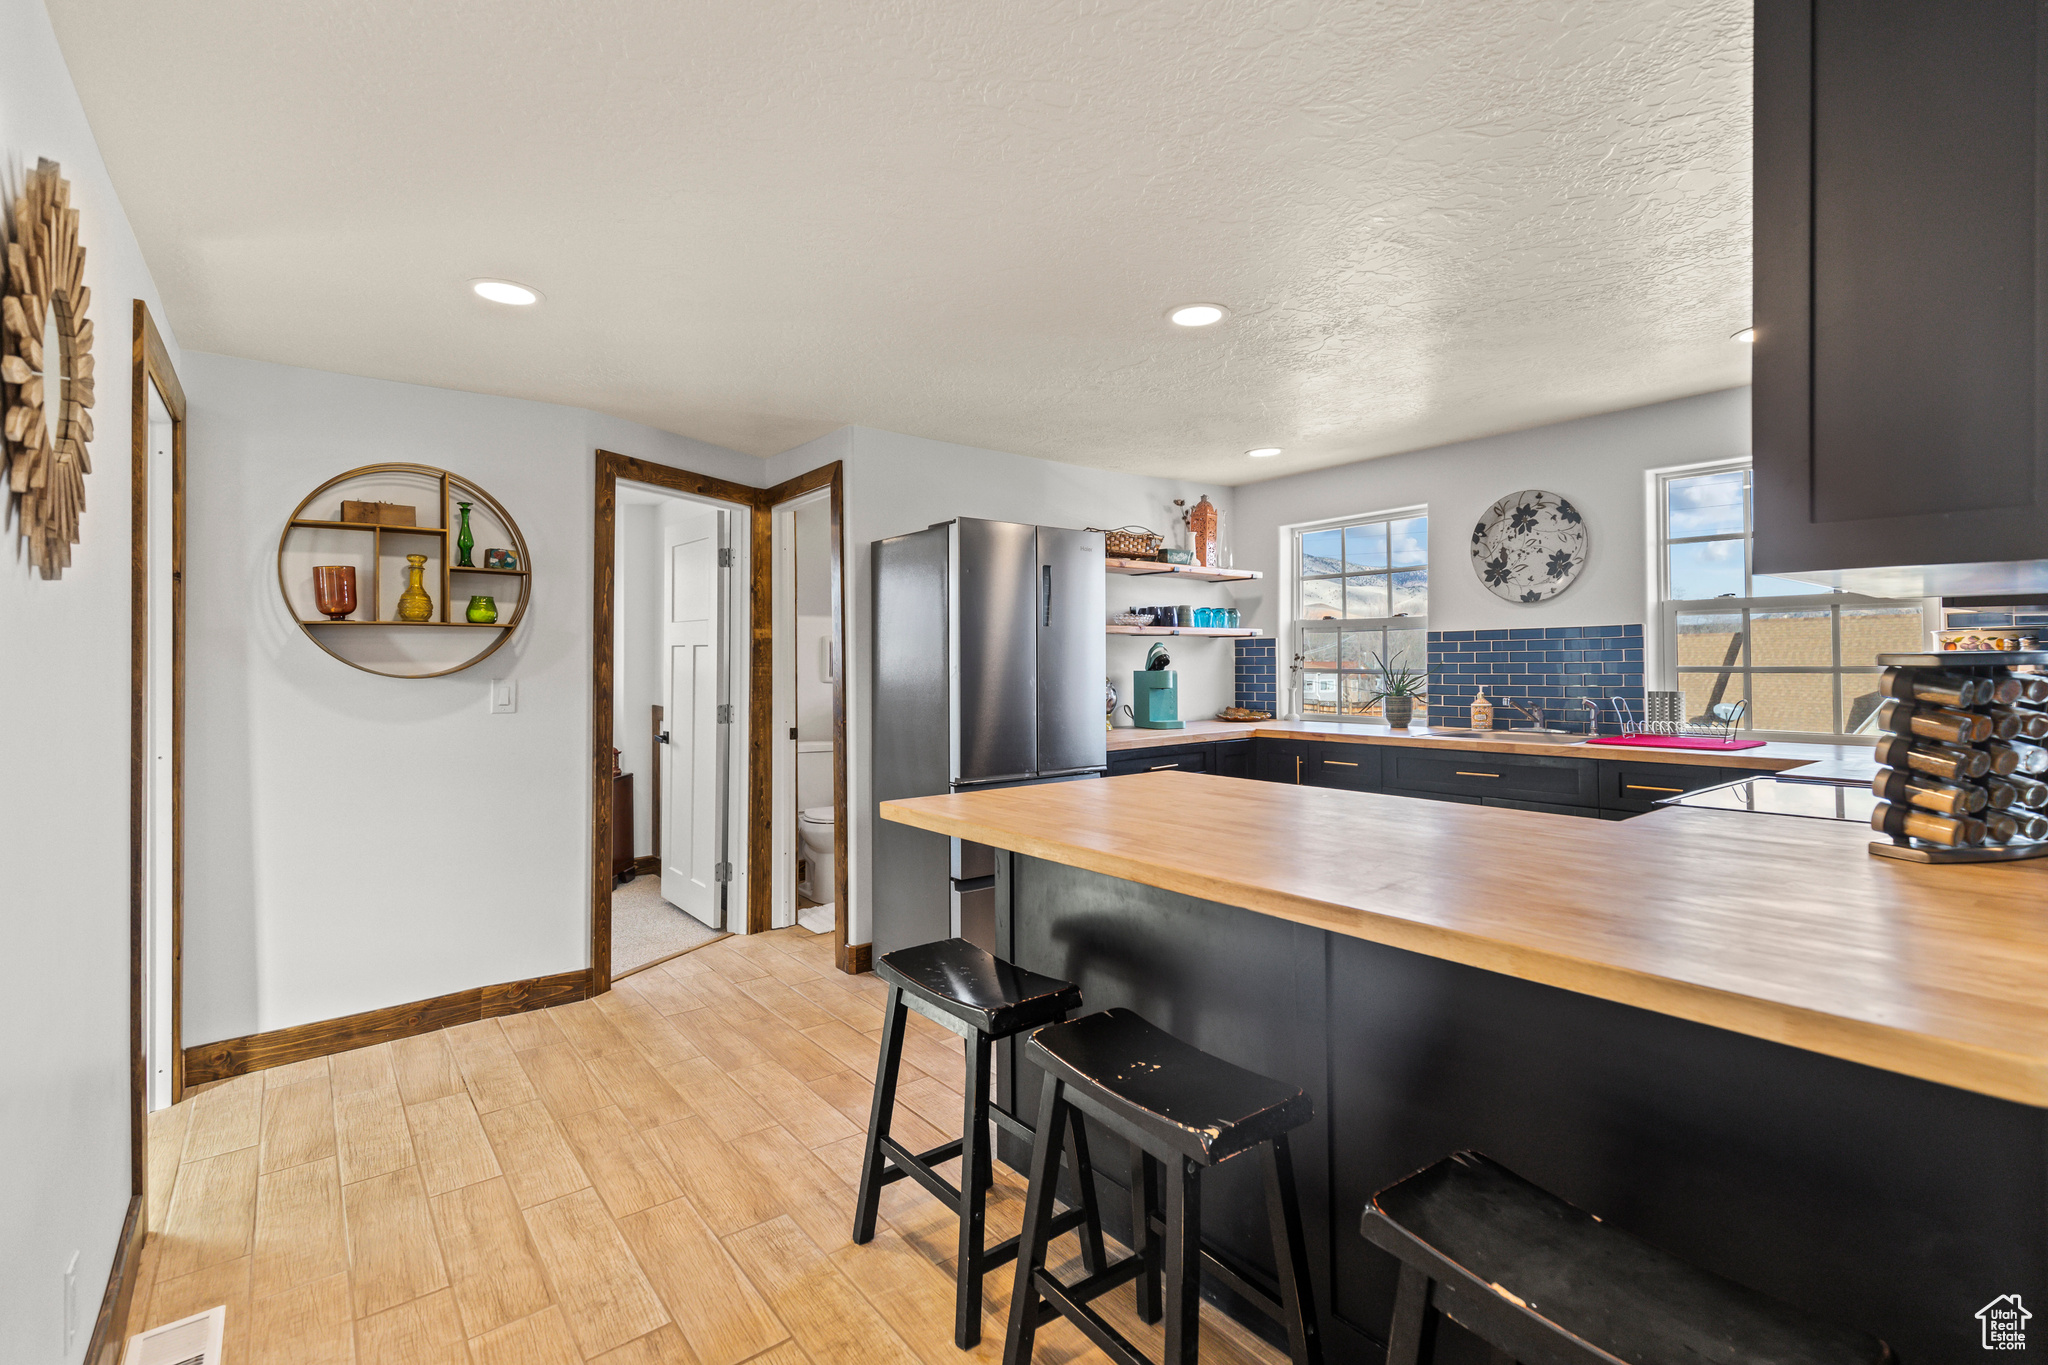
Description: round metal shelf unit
276,462,532,679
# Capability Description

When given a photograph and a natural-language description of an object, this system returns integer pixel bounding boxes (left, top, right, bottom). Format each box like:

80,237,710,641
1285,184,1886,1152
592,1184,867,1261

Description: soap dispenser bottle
1470,688,1494,731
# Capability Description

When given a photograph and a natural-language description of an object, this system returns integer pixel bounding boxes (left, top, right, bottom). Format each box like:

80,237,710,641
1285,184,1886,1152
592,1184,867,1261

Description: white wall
180,352,759,1044
0,3,180,1359
1234,389,1752,643
766,426,1236,947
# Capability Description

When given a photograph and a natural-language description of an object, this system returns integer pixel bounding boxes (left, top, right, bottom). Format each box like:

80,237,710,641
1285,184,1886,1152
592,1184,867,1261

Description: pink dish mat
1585,734,1767,751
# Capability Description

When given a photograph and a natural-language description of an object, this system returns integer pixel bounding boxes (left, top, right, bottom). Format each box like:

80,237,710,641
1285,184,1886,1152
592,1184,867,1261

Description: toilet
797,804,835,904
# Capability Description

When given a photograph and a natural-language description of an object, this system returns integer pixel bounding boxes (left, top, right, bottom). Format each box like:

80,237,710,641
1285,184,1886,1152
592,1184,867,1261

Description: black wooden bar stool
852,938,1107,1349
1003,1007,1322,1365
1362,1151,1897,1365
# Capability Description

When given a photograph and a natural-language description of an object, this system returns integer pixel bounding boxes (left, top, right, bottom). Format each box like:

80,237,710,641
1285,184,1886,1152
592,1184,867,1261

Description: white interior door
661,504,727,926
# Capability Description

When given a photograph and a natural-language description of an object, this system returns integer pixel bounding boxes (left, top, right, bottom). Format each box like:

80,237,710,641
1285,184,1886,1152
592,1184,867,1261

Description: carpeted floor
612,873,726,975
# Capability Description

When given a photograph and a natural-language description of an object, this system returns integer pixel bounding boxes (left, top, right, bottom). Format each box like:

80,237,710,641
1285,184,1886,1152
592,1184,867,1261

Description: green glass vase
455,501,475,567
466,595,498,624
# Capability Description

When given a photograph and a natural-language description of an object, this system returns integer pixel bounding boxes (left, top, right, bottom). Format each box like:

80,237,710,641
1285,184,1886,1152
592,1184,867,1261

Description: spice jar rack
1869,652,2048,863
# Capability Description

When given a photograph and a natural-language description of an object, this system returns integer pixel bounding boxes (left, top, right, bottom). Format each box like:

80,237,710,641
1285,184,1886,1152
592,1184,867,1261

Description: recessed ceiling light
472,279,541,306
1246,447,1282,458
1732,326,1756,343
1167,303,1230,327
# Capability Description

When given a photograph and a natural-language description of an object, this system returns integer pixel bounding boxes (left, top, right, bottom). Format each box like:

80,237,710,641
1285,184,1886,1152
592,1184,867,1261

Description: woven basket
1091,525,1164,559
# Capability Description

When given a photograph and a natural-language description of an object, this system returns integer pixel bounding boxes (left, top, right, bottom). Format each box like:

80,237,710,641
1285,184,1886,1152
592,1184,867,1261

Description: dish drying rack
1584,696,1768,751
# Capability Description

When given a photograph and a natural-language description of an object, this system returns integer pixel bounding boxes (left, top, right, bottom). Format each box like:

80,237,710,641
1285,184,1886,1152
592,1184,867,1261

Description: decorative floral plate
1470,490,1588,603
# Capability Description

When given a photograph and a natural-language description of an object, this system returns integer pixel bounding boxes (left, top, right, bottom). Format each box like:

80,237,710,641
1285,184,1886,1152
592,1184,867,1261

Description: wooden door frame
591,452,853,994
106,300,184,1363
761,463,854,974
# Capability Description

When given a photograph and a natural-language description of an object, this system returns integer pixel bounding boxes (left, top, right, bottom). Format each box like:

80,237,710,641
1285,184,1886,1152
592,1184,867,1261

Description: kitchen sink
1430,728,1587,746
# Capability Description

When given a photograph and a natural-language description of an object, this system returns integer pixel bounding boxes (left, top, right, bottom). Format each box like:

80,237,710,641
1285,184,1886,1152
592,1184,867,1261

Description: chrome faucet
1582,697,1603,734
1506,702,1547,730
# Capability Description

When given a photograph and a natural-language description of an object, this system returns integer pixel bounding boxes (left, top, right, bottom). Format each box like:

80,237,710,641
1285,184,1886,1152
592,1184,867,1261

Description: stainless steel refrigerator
872,517,1106,957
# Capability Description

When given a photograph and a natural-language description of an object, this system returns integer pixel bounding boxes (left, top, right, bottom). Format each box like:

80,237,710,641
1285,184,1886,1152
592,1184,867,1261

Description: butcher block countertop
1104,719,1869,773
881,772,2048,1105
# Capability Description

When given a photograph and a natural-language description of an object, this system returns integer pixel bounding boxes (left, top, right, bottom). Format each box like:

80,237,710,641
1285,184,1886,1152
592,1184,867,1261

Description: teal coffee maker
1131,641,1183,729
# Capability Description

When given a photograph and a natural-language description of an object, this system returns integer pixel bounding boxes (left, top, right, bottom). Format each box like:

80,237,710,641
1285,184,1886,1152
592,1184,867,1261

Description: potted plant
1366,647,1430,729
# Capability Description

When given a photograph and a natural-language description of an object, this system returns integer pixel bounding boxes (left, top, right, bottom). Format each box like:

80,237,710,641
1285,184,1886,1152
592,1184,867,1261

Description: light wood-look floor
132,929,1285,1365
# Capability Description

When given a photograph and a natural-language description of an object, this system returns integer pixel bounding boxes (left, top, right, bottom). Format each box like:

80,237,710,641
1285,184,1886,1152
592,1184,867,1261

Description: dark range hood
1753,0,2048,599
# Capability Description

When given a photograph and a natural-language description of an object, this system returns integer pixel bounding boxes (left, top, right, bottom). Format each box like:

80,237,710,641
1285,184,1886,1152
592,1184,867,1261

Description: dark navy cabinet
1307,741,1382,791
1111,734,1770,821
1254,737,1312,784
1754,0,2048,595
1238,735,1766,820
1382,746,1600,813
1594,759,1755,815
1107,743,1210,777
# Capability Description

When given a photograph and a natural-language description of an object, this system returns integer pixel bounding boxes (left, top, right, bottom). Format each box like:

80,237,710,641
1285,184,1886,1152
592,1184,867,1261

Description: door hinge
714,862,734,882
716,704,735,724
717,548,735,567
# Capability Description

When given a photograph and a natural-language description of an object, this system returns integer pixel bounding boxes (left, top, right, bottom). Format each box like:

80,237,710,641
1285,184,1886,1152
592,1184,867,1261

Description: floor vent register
122,1305,225,1365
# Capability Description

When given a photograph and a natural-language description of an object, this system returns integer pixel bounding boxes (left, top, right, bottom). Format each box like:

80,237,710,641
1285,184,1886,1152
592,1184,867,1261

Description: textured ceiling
47,0,1751,484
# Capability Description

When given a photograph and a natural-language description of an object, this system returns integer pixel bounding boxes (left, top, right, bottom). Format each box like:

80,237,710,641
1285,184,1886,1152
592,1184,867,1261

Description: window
1295,511,1427,719
1658,464,1931,737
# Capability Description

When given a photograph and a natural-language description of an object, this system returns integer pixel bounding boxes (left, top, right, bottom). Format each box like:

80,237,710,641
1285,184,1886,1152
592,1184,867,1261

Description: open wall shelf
277,462,532,678
1105,556,1261,582
1107,625,1261,637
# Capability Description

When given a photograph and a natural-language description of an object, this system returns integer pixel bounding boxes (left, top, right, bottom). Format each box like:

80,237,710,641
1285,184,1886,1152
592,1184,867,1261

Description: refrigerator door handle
1042,563,1053,627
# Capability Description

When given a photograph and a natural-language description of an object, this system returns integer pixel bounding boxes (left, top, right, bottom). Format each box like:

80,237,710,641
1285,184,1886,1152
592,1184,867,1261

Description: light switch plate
490,678,517,714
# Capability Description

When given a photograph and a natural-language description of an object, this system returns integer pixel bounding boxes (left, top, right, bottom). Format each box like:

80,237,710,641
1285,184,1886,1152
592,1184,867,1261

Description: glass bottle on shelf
455,501,475,567
396,553,435,622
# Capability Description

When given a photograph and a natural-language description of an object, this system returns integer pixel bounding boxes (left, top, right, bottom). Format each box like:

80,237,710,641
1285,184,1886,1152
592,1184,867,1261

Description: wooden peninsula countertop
1106,719,1869,775
881,772,2048,1105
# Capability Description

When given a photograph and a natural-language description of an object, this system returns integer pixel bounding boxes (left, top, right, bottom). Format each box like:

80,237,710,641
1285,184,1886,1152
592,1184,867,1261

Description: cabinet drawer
1595,761,1757,813
1307,742,1382,792
1383,748,1596,807
1110,746,1208,777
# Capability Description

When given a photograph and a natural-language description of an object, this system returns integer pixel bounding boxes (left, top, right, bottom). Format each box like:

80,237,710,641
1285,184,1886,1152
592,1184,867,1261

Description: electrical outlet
63,1251,78,1352
489,678,517,714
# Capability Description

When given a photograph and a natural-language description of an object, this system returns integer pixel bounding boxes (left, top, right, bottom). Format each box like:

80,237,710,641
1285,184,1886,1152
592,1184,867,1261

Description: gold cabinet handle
1150,763,1182,771
1323,760,1359,767
1626,783,1686,793
1456,771,1501,778
1294,755,1302,783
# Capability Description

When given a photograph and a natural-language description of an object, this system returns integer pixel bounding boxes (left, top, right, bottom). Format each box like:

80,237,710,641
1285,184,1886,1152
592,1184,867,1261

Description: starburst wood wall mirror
2,159,95,579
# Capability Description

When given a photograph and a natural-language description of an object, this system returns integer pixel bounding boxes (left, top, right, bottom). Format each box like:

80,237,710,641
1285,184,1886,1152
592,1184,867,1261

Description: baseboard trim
845,941,872,974
630,854,659,875
85,1195,144,1365
182,967,591,1085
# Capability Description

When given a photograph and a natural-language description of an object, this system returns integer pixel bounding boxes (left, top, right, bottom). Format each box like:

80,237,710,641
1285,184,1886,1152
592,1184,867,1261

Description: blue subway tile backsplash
1426,624,1643,732
1235,637,1277,711
1238,626,1641,729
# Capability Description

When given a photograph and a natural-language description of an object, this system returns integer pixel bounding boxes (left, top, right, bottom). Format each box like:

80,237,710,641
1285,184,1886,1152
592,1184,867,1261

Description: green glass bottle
455,501,475,567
